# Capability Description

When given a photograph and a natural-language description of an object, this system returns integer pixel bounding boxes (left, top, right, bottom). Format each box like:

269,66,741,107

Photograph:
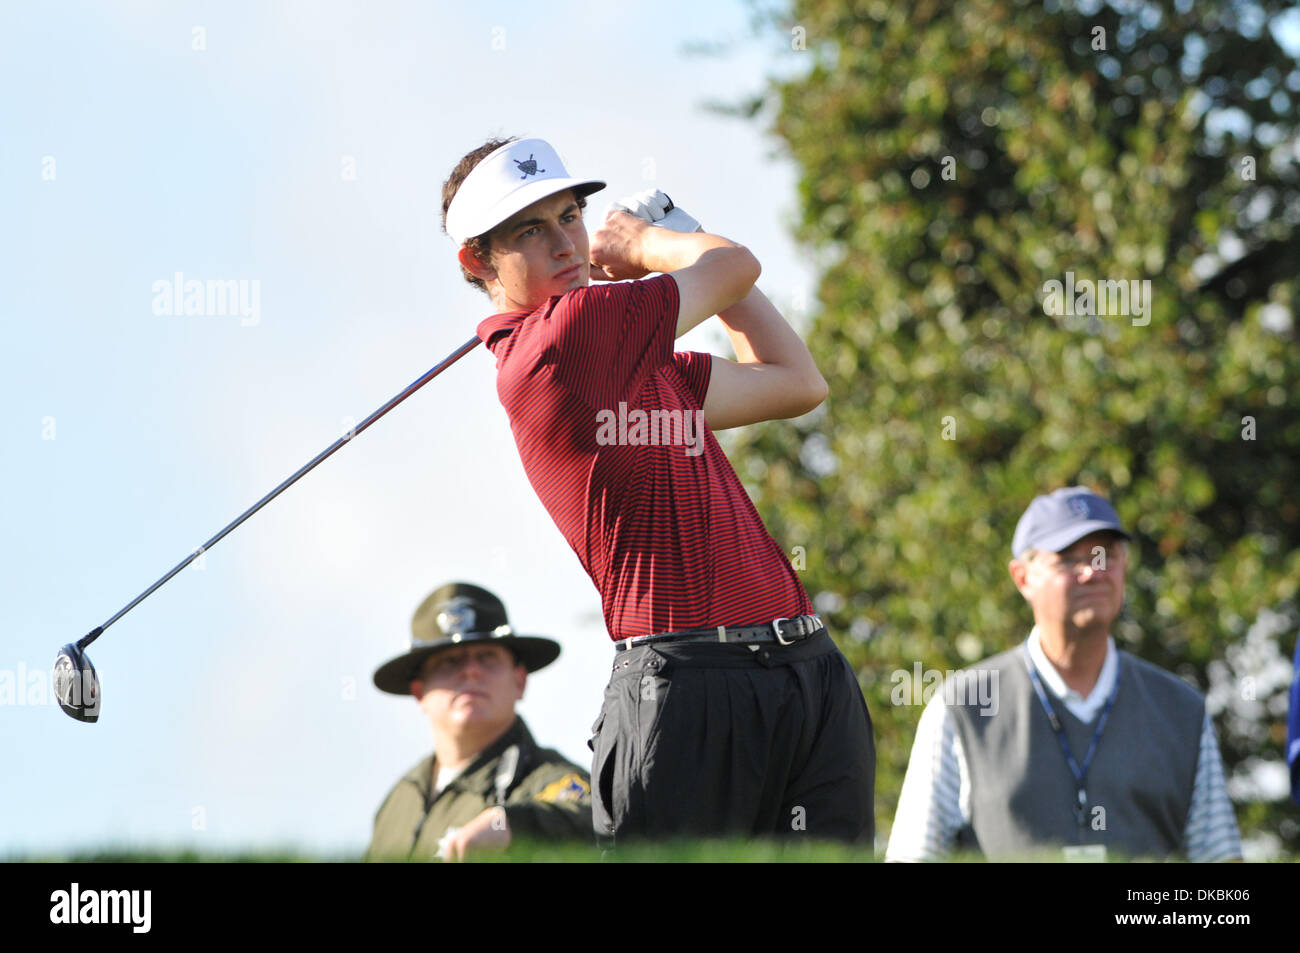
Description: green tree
730,0,1300,853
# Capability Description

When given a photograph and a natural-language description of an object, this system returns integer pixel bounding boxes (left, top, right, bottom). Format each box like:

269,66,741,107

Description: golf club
53,335,483,722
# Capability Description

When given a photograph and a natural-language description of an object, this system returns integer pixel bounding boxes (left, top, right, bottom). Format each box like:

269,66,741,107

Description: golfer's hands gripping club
589,210,654,281
589,189,705,281
610,188,704,234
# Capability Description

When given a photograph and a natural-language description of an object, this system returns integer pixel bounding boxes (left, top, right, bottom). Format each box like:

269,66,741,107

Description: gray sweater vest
947,645,1205,860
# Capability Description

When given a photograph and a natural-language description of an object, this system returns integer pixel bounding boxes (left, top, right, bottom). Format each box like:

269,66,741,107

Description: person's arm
501,764,593,844
502,797,594,841
885,695,967,862
436,799,595,860
437,771,594,861
589,210,760,338
700,287,828,431
1182,711,1243,862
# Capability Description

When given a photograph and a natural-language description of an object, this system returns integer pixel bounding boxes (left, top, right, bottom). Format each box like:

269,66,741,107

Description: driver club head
53,642,101,723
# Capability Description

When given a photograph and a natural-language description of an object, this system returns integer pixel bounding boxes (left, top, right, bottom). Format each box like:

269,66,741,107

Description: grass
15,839,1283,862
10,838,886,863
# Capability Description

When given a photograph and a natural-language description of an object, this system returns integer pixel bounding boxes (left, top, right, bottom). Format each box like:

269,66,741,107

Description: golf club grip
95,336,482,635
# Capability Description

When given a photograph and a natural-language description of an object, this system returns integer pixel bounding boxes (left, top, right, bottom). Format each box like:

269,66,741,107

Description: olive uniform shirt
365,716,592,860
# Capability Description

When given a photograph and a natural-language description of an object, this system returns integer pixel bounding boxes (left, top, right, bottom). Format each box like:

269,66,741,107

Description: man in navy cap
366,582,591,861
887,487,1241,861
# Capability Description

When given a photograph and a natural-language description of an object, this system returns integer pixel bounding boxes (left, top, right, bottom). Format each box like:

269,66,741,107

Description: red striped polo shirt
476,273,812,640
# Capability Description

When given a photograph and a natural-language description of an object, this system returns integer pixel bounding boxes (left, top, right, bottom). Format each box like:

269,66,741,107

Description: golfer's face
488,190,590,310
415,644,525,735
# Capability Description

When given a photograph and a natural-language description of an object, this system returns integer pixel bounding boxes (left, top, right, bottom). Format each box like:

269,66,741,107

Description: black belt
614,614,826,653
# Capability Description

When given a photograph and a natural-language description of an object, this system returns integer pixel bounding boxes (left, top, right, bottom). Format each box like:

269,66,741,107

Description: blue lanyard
1022,643,1121,828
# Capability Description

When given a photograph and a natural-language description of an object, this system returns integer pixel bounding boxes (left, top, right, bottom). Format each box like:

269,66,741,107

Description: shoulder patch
536,773,590,803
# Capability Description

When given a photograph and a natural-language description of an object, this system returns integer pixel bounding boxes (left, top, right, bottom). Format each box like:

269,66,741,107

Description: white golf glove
609,189,703,233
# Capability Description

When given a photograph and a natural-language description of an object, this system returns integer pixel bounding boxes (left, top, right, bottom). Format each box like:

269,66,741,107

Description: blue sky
1,0,815,856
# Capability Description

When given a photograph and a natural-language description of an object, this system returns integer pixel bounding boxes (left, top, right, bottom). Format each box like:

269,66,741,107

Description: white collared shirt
1025,626,1118,722
884,630,1242,862
433,762,464,795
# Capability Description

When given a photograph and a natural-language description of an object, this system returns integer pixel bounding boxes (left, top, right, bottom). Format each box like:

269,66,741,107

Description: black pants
588,630,875,846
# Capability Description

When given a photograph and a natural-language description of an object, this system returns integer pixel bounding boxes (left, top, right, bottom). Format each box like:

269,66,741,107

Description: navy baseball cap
1011,486,1131,558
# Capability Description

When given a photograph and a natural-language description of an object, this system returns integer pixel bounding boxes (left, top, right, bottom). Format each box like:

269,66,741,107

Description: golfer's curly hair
441,136,588,297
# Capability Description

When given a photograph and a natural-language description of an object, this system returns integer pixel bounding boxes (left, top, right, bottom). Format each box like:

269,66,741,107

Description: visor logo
514,154,545,178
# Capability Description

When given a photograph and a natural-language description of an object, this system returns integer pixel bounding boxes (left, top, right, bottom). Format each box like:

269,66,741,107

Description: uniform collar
1026,626,1118,722
451,716,537,795
401,715,537,798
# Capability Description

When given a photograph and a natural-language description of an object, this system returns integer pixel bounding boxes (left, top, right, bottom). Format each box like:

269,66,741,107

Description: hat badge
1068,497,1091,519
436,597,477,637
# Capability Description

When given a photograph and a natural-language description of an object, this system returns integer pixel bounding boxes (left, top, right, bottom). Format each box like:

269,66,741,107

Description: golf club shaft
78,335,483,650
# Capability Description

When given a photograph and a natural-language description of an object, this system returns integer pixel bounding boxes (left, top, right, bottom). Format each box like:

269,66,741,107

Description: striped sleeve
1288,635,1300,806
548,275,679,409
670,350,713,407
1182,711,1242,862
885,694,968,861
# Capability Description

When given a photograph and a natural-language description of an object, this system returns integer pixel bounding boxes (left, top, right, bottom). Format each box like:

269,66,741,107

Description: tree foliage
735,0,1300,852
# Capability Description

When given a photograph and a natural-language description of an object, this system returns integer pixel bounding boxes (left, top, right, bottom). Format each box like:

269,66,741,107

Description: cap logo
436,597,477,636
1068,497,1091,519
514,154,544,179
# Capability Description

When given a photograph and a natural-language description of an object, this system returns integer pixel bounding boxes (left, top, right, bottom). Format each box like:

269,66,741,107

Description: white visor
444,138,606,245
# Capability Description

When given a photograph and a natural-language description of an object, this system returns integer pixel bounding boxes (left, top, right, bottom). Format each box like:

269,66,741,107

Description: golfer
441,136,874,844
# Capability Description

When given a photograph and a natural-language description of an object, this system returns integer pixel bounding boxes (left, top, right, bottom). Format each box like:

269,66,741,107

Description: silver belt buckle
772,617,795,645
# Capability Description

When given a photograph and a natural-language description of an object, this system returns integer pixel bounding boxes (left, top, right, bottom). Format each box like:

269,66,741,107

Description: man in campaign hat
887,486,1241,861
365,582,591,861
